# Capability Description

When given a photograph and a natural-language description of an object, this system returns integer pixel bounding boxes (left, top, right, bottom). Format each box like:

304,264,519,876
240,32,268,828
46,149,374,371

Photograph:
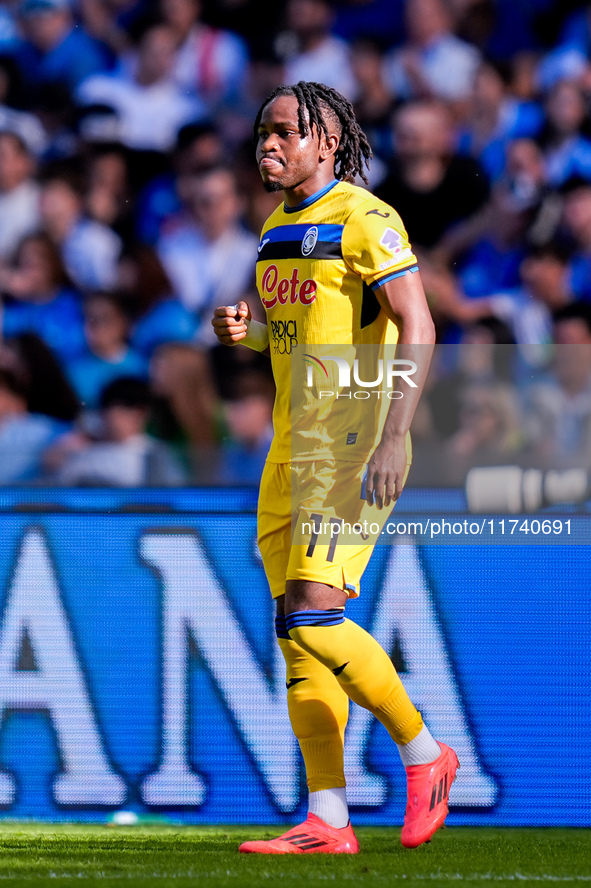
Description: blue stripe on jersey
370,264,419,290
285,609,346,633
283,179,339,213
258,223,344,247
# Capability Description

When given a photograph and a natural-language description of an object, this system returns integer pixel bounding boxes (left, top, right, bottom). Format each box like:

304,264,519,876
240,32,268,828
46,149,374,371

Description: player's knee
286,624,337,669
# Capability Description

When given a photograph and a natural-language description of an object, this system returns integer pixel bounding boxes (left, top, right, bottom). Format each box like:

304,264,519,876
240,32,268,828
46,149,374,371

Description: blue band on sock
285,608,345,634
275,615,290,639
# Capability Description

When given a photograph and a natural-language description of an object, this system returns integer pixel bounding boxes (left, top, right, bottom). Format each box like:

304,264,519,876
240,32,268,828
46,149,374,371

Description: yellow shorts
258,454,411,600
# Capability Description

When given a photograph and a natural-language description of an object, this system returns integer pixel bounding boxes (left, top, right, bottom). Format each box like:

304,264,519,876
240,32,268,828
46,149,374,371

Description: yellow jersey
256,179,417,463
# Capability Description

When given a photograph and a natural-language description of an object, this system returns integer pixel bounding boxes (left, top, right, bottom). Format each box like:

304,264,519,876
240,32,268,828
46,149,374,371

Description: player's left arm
366,270,436,508
341,199,435,507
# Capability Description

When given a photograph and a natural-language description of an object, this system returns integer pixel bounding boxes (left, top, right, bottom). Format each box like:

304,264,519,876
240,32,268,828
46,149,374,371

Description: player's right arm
211,301,251,346
211,302,270,353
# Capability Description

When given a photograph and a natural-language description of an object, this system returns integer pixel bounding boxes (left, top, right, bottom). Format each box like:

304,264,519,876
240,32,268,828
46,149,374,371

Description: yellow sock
286,610,423,746
278,637,349,791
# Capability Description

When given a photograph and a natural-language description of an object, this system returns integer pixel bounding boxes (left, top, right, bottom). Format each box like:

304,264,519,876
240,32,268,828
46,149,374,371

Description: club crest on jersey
380,227,402,252
301,226,318,257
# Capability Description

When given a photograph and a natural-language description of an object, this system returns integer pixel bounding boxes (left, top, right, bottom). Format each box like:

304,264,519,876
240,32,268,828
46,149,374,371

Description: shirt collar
284,179,339,213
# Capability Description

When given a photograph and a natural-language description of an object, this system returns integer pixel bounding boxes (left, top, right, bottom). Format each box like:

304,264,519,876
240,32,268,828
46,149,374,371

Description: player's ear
319,130,339,161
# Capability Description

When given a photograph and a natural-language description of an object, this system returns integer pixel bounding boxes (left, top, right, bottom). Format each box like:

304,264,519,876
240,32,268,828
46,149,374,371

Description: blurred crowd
1,0,591,486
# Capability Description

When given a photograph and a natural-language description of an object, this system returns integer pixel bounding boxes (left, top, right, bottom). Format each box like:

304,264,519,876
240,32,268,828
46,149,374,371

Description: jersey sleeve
341,198,418,290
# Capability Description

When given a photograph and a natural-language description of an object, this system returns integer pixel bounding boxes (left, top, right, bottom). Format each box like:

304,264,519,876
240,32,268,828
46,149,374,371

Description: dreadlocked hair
254,81,372,185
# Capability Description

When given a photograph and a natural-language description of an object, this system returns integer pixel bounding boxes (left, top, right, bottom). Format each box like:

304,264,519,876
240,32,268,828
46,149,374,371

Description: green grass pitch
0,823,588,887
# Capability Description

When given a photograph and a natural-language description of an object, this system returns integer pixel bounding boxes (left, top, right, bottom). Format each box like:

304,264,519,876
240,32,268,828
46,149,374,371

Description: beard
263,181,284,193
